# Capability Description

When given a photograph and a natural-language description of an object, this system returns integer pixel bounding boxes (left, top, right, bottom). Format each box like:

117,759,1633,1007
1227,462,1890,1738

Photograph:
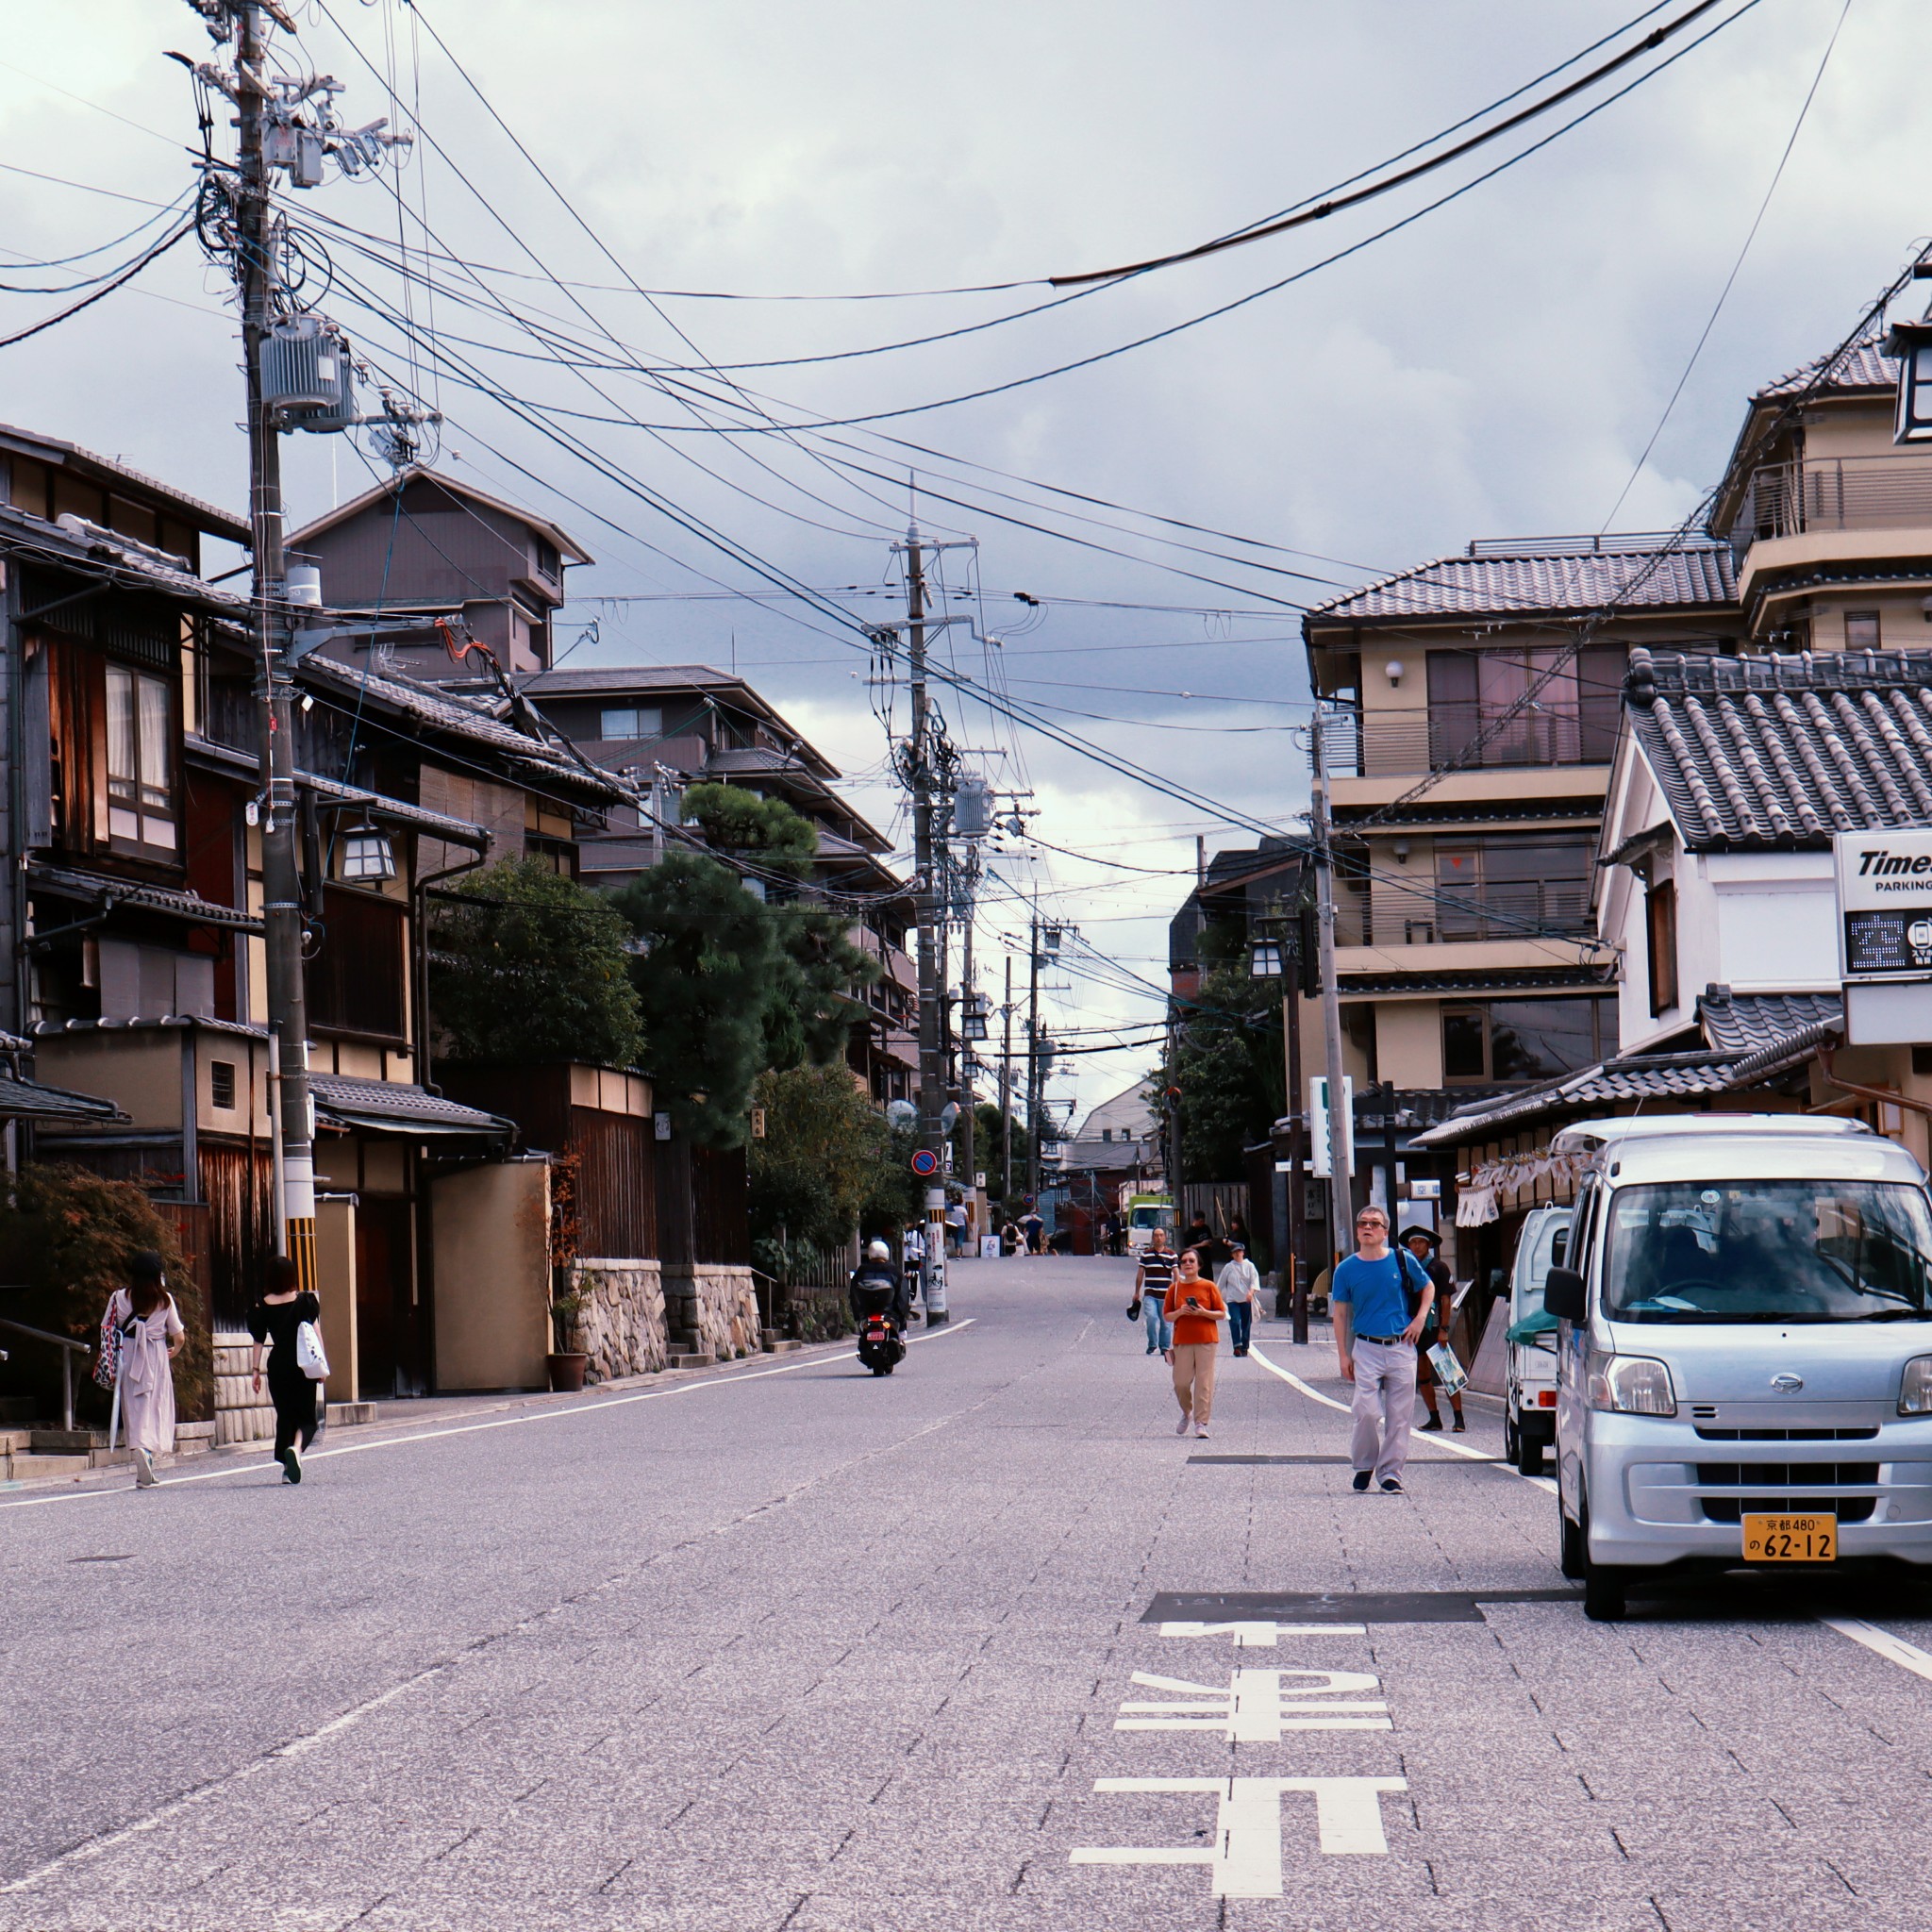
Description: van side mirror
1544,1267,1586,1323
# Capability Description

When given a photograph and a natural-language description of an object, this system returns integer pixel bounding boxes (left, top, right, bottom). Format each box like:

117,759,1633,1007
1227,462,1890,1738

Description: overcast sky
4,0,1927,1133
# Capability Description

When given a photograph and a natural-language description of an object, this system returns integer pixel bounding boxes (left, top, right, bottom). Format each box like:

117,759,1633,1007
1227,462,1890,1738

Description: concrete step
6,1452,91,1481
666,1345,716,1368
29,1428,97,1453
0,1428,32,1454
764,1338,802,1355
326,1402,377,1426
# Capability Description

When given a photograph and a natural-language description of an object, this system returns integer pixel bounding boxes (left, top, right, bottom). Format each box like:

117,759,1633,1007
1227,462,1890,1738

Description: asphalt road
8,1255,1932,1930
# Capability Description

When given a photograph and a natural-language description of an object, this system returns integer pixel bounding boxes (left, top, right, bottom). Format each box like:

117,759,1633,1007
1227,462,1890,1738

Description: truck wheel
1559,1494,1586,1581
1505,1411,1520,1466
1516,1428,1544,1477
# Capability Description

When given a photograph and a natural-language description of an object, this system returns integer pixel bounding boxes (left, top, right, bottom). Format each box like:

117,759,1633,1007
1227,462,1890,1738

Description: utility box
260,318,357,433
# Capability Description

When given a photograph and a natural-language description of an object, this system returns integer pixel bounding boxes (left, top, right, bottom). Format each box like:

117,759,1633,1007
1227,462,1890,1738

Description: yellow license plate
1742,1513,1838,1563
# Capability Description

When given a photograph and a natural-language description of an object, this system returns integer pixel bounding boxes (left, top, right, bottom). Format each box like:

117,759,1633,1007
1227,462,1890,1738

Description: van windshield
1130,1207,1172,1231
1603,1179,1932,1324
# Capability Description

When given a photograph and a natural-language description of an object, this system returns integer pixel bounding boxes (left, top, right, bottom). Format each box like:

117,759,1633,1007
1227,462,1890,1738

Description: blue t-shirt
1331,1250,1425,1340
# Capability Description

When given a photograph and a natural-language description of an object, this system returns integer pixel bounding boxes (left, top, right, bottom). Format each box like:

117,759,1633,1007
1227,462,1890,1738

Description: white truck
1503,1204,1571,1476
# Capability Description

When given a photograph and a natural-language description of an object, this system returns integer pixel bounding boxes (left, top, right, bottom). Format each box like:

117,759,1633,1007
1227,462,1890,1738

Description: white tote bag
294,1318,330,1381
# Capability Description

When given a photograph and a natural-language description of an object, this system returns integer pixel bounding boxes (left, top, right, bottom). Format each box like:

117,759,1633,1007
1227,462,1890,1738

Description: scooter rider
851,1238,909,1332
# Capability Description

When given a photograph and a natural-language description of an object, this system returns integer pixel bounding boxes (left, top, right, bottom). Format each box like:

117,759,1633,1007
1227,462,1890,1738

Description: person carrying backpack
1330,1206,1434,1494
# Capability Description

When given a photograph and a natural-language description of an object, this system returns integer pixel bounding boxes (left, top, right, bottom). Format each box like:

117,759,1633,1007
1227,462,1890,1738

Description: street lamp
1249,936,1284,978
1887,311,1932,442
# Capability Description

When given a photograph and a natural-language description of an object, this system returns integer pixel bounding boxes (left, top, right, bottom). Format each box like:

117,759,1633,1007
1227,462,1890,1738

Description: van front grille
1694,1426,1878,1442
1702,1497,1876,1525
1696,1463,1878,1487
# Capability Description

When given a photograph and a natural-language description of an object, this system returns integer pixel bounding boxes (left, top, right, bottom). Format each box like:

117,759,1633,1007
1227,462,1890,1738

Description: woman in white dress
106,1251,184,1488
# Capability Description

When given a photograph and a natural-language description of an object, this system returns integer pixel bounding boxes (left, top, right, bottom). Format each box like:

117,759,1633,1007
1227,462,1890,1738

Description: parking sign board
1836,828,1932,979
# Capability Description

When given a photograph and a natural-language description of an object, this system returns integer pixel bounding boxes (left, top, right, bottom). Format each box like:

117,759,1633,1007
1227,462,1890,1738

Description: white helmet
866,1239,891,1262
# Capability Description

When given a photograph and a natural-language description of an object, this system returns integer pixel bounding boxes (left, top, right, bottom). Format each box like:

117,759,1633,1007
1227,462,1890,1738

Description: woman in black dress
248,1257,321,1483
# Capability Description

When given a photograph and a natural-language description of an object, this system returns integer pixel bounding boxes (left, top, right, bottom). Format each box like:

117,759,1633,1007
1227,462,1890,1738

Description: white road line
1824,1617,1932,1684
1247,1342,1558,1493
0,1318,978,1511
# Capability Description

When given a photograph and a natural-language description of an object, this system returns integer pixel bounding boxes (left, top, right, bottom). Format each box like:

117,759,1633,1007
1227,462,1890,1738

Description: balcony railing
1346,878,1594,949
1738,453,1932,541
1337,703,1610,777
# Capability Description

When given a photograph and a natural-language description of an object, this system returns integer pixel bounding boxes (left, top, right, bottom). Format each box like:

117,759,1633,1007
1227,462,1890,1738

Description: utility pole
904,525,948,1324
1000,952,1013,1207
1310,711,1353,1271
1284,916,1308,1344
958,884,977,1245
234,4,318,1290
1025,917,1042,1204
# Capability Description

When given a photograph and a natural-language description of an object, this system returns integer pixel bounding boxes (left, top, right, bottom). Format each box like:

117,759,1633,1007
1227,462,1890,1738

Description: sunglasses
1356,1218,1387,1229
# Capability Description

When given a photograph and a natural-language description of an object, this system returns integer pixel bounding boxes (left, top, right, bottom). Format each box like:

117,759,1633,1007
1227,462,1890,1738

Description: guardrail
0,1314,92,1431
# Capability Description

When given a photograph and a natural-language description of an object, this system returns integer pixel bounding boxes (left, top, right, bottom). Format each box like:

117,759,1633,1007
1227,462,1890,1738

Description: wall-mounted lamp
1249,938,1284,978
340,823,396,881
1385,659,1405,687
1392,839,1410,864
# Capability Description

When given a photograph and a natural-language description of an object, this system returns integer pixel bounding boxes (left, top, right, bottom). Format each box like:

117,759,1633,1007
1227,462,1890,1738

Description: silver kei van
1545,1113,1932,1622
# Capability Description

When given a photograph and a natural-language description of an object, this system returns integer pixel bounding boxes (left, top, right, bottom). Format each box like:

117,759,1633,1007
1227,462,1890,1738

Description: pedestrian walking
1180,1213,1213,1266
999,1218,1021,1257
1162,1247,1226,1439
1131,1226,1176,1356
1402,1226,1465,1433
104,1251,185,1490
249,1257,322,1484
1020,1209,1044,1255
1332,1206,1434,1494
1216,1240,1260,1357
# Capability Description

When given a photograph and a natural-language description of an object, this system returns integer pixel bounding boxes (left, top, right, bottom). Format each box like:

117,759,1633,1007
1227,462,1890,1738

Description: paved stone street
8,1255,1932,1930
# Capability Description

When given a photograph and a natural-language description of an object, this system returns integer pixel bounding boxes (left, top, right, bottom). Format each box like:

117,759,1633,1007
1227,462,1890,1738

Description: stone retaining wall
212,1330,275,1445
569,1259,667,1381
664,1264,761,1362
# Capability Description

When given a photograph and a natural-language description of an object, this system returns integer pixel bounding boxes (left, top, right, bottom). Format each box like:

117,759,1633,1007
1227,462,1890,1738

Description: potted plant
546,1282,591,1392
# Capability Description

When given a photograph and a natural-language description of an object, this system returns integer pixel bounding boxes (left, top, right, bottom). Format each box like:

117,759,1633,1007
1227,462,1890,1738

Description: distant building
287,467,589,679
1058,1081,1162,1191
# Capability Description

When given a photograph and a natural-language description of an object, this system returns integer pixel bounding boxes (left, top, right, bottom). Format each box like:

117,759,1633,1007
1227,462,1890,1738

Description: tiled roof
296,656,627,800
1307,537,1735,624
0,503,249,615
1338,966,1609,996
1753,337,1898,401
0,1074,125,1123
1625,647,1932,850
309,1074,513,1139
1697,990,1842,1056
0,423,250,542
27,864,262,934
1410,1052,1741,1148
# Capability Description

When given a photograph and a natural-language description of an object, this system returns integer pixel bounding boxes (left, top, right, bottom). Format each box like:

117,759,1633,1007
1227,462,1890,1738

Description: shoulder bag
295,1317,330,1381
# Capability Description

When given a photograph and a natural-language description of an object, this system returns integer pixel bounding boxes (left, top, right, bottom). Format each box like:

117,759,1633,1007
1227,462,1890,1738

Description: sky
3,0,1928,1134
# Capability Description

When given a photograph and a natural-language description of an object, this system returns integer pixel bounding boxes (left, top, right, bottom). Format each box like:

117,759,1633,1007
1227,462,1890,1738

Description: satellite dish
886,1099,917,1130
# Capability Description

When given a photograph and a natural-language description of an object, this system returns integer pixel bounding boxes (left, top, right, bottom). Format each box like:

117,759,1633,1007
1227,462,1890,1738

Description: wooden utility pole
235,3,318,1288
1311,713,1353,1267
1000,953,1013,1207
906,525,947,1323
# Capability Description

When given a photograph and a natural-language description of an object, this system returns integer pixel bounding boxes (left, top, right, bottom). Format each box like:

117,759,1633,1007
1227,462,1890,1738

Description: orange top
1163,1276,1226,1347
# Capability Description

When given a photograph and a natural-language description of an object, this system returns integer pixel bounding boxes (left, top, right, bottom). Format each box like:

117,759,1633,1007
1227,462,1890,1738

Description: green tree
748,1062,895,1251
609,852,780,1147
0,1165,208,1424
430,858,643,1068
1168,927,1285,1183
675,781,878,1075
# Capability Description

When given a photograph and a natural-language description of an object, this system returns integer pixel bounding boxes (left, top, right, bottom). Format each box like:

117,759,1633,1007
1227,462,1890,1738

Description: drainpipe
1812,1047,1932,1125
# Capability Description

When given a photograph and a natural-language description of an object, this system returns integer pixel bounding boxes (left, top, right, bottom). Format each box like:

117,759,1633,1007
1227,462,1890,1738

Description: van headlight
1588,1351,1676,1417
1900,1357,1932,1415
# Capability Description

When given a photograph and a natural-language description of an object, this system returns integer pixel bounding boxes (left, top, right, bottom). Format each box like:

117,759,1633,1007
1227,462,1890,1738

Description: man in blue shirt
1331,1205,1434,1493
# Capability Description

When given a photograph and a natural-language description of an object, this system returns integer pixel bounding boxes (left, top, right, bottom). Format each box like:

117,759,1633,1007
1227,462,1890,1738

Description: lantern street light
1886,305,1932,443
1249,936,1284,978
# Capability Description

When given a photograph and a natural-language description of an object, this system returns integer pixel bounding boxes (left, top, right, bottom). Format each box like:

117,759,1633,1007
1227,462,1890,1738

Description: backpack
1393,1248,1431,1322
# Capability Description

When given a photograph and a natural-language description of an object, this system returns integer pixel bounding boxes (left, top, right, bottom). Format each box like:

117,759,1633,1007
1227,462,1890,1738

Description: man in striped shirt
1135,1229,1176,1356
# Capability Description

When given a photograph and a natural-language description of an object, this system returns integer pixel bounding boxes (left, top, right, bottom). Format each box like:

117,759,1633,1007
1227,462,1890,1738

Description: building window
1845,610,1881,649
1441,996,1618,1084
105,664,175,852
1646,878,1679,1016
307,887,406,1040
1423,645,1627,772
1435,835,1594,940
533,535,561,583
209,1060,237,1110
1100,1128,1113,1143
599,705,663,743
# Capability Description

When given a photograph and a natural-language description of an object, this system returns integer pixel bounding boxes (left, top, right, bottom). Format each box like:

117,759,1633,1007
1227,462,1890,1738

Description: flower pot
546,1352,589,1393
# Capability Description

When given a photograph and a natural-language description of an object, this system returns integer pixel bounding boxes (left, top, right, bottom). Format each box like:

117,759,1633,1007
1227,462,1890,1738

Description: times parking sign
1836,829,1932,977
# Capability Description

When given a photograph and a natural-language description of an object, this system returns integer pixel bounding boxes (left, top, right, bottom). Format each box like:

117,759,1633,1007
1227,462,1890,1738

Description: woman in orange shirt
1163,1247,1227,1440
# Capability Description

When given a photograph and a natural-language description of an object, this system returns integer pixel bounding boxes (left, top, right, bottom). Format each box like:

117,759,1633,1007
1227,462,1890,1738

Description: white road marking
1158,1619,1368,1645
1072,1775,1409,1894
1116,1667,1390,1739
1247,1342,1558,1493
0,1320,978,1511
1824,1617,1932,1684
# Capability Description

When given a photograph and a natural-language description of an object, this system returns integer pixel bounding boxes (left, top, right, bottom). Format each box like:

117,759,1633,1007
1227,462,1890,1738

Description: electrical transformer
953,774,991,840
259,317,357,433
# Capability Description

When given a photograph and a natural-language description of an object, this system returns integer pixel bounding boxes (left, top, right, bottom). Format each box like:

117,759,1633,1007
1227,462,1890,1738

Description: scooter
857,1310,905,1376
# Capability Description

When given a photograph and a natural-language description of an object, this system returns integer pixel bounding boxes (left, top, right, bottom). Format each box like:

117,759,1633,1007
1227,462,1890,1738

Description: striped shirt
1138,1250,1175,1296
